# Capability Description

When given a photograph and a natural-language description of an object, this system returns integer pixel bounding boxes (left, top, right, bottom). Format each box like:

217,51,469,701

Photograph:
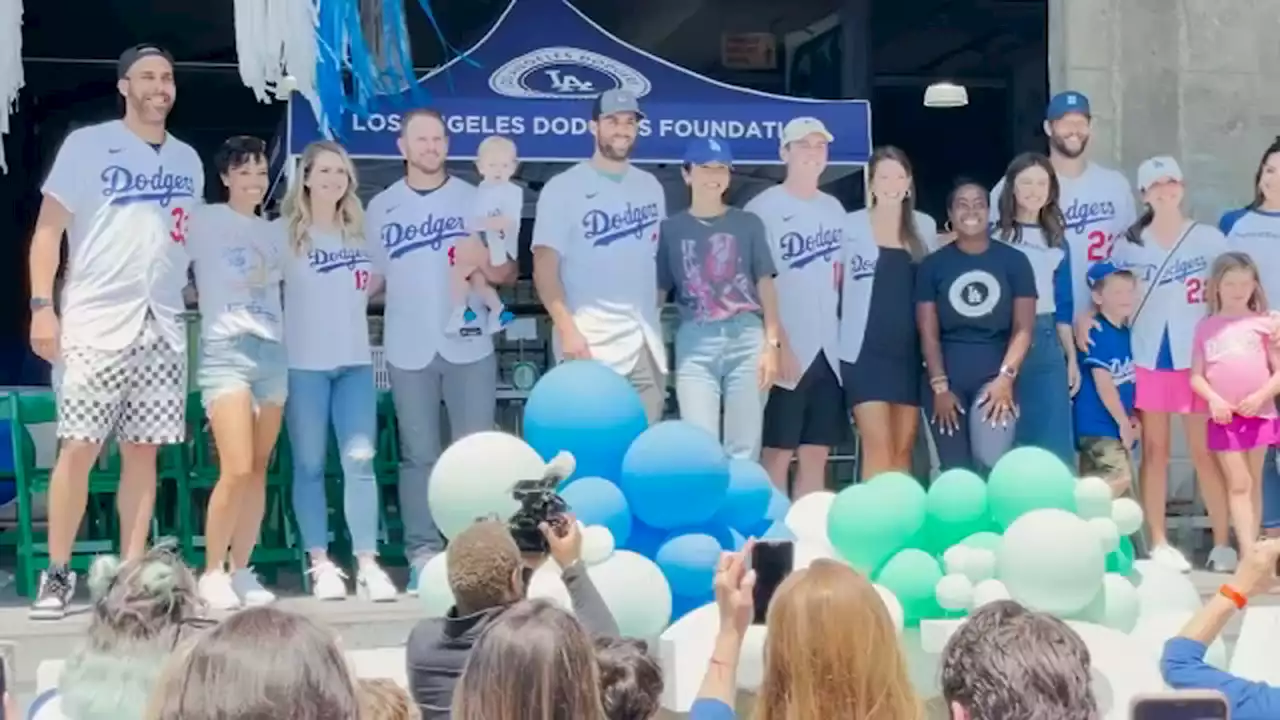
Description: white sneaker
1207,545,1239,573
309,561,349,601
356,564,399,603
231,568,276,607
1150,543,1193,573
444,306,467,336
199,570,242,611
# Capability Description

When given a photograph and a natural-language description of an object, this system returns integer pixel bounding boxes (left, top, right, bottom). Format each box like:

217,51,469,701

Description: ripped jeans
286,365,380,555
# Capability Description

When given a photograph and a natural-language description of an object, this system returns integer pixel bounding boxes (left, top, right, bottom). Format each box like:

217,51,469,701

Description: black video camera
507,452,576,554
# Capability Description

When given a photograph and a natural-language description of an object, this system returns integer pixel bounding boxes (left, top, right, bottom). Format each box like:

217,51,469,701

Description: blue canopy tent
285,0,871,167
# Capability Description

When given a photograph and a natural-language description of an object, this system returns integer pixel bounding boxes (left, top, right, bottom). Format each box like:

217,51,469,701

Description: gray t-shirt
657,208,776,323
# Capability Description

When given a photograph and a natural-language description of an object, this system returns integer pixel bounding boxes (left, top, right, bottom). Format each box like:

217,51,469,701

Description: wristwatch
29,297,53,312
999,364,1018,380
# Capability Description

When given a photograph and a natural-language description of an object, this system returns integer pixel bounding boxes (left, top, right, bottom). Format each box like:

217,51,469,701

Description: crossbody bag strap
1129,222,1199,326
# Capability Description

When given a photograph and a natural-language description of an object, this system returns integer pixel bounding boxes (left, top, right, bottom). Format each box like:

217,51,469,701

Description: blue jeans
286,365,380,555
675,313,767,460
197,335,288,410
1263,448,1280,530
1014,314,1076,466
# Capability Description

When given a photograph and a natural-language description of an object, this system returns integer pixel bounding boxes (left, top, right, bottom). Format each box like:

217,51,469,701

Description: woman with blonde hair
29,546,209,720
147,606,360,719
691,549,920,720
452,599,607,720
280,140,396,601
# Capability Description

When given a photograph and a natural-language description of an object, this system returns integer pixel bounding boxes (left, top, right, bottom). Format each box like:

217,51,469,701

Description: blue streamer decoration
413,0,479,92
379,0,423,107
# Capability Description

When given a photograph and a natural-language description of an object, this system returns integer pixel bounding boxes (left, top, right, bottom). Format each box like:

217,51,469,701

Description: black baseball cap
117,44,175,78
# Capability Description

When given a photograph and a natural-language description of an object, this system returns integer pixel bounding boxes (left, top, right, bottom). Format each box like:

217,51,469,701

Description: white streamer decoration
233,0,320,115
0,0,25,173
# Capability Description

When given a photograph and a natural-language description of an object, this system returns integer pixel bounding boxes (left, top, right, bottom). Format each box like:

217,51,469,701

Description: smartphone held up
749,540,795,625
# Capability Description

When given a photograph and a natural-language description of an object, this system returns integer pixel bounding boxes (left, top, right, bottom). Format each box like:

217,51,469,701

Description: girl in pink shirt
1191,251,1280,558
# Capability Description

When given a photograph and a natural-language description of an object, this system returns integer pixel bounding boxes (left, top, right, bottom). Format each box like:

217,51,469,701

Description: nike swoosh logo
782,214,795,222
108,148,123,154
586,192,599,199
387,205,399,213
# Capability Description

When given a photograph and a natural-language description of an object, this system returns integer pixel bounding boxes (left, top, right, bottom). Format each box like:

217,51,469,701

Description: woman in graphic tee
916,180,1036,473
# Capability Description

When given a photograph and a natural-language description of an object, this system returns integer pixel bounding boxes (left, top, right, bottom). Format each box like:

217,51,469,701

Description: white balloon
963,548,997,583
417,553,455,618
588,550,673,638
784,491,836,543
581,525,616,565
1089,517,1121,555
873,583,905,634
1132,560,1202,616
972,579,1011,607
942,545,973,576
935,573,975,611
1111,498,1145,536
794,538,841,570
526,558,573,612
998,509,1106,616
1074,476,1115,519
427,432,548,541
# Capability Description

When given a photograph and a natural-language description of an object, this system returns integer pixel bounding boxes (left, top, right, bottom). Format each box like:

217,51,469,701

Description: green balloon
987,447,1076,529
873,548,944,625
1105,535,1136,575
828,471,927,575
960,531,1004,555
924,469,989,553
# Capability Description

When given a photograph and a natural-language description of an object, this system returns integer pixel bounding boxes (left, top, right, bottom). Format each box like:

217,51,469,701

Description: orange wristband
1219,584,1248,609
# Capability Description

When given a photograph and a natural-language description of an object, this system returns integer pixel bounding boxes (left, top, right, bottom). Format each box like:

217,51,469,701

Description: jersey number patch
354,269,370,291
1087,230,1109,261
170,207,189,245
1184,277,1206,304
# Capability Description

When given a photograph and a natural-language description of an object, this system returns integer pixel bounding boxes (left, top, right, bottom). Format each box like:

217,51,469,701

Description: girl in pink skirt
1191,251,1280,560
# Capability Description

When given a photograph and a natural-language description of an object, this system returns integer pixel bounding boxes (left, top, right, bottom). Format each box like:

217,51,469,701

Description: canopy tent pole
0,0,25,173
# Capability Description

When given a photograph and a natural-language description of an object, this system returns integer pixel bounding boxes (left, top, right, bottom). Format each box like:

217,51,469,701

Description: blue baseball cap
683,137,733,166
1046,91,1091,121
1087,261,1130,288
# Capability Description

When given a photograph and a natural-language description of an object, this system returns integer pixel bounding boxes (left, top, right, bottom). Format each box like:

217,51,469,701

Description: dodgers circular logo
489,46,652,100
947,270,1000,318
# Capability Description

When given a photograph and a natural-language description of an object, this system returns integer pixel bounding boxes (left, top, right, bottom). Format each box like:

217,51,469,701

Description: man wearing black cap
532,89,668,423
26,44,204,620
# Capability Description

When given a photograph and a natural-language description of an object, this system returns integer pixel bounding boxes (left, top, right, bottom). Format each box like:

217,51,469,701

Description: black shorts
762,357,850,450
841,354,922,409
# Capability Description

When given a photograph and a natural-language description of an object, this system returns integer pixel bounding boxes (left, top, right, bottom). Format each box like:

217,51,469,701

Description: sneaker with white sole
1150,543,1193,573
1207,545,1239,573
356,564,399,603
29,566,77,621
199,570,242,611
231,568,277,607
309,561,349,601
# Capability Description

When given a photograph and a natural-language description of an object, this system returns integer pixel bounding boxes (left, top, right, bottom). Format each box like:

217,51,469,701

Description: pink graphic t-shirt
1192,314,1277,416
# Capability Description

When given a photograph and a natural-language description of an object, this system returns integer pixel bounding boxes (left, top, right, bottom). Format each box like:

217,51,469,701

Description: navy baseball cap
1046,91,1090,121
684,137,733,166
592,89,644,120
1087,261,1131,288
117,44,175,78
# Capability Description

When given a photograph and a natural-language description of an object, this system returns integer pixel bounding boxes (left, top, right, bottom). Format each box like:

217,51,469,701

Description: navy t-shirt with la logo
914,241,1037,346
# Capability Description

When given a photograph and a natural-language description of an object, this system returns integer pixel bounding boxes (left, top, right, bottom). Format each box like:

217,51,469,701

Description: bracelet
929,375,949,387
1219,584,1248,609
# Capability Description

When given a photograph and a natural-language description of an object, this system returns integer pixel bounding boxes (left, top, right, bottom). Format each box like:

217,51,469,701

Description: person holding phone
916,180,1037,473
1161,537,1280,719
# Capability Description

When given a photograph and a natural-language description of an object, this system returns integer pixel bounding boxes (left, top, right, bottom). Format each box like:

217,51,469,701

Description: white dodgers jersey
531,162,666,375
44,120,204,352
1222,208,1280,303
745,185,845,385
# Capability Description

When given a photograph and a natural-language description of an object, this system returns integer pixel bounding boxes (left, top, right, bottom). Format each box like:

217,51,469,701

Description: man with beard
365,108,516,593
532,89,667,423
26,45,204,619
744,118,848,498
991,91,1136,317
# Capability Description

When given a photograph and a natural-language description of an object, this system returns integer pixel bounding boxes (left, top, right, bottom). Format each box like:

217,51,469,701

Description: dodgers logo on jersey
309,247,369,273
779,225,841,269
488,46,652,100
382,215,470,259
101,165,196,208
584,202,661,247
1062,198,1117,233
1105,357,1137,385
1154,256,1209,286
847,254,876,281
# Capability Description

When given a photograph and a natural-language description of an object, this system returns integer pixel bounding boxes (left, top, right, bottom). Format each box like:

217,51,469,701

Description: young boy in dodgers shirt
1074,262,1139,498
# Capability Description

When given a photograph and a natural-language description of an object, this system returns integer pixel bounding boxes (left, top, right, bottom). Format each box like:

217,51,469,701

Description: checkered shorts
57,319,187,445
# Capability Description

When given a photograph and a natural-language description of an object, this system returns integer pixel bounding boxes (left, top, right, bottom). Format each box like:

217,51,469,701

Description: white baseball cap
780,117,834,149
1137,156,1184,192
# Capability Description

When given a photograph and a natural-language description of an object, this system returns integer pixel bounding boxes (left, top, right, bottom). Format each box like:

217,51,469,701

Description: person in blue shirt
1162,537,1280,720
1074,261,1139,497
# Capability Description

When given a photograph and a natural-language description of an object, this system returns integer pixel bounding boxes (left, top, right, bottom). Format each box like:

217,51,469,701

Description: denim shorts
197,334,288,410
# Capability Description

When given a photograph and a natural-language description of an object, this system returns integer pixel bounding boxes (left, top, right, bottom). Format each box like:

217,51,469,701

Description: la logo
545,70,594,93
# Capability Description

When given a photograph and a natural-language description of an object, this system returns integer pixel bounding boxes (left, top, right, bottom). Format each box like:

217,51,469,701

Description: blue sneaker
406,563,422,597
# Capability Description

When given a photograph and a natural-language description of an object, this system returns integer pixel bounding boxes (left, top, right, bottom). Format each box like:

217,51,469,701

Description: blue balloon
559,476,633,547
664,523,737,551
621,519,669,558
671,591,714,622
523,360,648,482
655,533,723,597
619,421,730,530
766,488,791,521
762,521,796,541
711,459,775,533
729,528,747,551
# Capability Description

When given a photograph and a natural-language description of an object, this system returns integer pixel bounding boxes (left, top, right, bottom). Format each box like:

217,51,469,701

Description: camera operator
405,516,619,720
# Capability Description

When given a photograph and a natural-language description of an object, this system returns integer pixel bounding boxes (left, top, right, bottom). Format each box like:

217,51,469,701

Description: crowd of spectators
18,524,1280,720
